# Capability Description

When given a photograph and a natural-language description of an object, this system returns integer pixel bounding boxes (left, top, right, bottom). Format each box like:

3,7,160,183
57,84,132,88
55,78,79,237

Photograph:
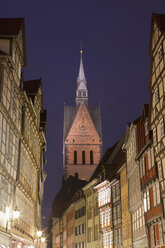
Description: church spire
76,48,88,106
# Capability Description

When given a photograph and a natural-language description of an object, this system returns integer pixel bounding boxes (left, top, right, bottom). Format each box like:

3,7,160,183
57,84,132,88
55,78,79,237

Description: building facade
63,52,102,181
0,19,47,248
95,180,113,248
74,191,86,248
124,119,147,248
83,178,100,248
119,164,132,248
136,105,165,248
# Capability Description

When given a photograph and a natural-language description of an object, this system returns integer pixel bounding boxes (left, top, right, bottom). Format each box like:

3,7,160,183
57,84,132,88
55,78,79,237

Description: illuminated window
147,189,150,210
144,192,147,212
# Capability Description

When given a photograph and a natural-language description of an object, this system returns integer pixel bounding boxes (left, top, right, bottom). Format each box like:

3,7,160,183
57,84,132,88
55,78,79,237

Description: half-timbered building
0,18,47,248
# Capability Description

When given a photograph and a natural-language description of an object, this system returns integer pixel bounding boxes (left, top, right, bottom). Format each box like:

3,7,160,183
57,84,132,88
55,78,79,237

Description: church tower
63,51,102,181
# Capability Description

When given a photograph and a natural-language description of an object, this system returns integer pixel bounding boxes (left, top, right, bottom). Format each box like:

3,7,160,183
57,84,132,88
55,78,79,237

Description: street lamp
36,231,46,248
41,237,45,243
13,207,20,219
37,231,42,237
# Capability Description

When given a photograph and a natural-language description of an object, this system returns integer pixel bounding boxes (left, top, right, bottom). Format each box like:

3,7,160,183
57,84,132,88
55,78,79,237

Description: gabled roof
0,18,26,66
52,175,87,218
23,79,44,109
63,104,102,141
141,104,149,121
0,18,24,36
90,134,125,182
149,13,165,57
0,50,8,56
90,143,118,181
23,79,42,95
152,13,165,33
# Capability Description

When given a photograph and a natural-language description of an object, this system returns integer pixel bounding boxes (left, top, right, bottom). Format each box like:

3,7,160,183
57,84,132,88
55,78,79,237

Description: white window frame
153,128,157,146
158,161,163,180
160,118,165,138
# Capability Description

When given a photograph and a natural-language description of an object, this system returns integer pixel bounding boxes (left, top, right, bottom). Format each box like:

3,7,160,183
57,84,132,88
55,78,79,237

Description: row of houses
51,13,165,248
0,18,47,248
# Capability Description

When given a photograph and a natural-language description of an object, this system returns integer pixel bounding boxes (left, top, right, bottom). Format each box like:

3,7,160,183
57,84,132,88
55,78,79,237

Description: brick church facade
63,51,102,181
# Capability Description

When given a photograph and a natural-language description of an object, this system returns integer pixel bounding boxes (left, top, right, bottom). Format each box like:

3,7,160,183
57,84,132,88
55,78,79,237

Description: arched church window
74,150,77,164
90,151,93,164
82,151,85,164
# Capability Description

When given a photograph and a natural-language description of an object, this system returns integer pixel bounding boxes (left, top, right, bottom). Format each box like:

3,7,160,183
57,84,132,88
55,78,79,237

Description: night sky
1,0,165,227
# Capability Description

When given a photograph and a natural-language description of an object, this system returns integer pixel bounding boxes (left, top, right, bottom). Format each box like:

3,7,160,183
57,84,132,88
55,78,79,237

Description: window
90,150,93,164
160,118,164,138
82,150,85,164
153,128,157,146
113,206,117,220
155,87,159,104
149,223,164,247
145,121,149,136
156,181,160,204
74,151,77,164
112,182,120,203
87,228,91,242
148,148,154,169
87,207,92,219
94,202,98,216
158,45,163,61
158,161,163,180
102,231,113,247
82,223,85,233
144,192,147,212
159,222,163,244
153,183,157,207
150,226,155,248
114,228,122,246
147,189,150,210
94,224,99,240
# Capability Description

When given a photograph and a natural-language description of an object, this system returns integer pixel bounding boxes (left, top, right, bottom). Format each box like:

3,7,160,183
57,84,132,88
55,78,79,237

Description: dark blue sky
1,0,165,227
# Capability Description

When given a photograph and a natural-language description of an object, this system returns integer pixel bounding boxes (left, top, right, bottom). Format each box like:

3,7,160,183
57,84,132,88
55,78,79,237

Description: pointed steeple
76,49,88,106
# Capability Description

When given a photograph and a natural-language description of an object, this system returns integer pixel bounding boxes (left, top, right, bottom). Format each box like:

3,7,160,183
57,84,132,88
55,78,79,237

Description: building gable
65,103,101,145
